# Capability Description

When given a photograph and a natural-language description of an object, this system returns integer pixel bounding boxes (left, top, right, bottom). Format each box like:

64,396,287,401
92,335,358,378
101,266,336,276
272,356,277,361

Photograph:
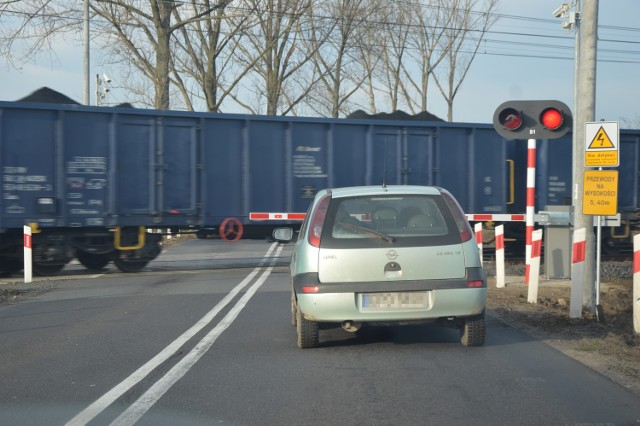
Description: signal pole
83,0,90,105
573,1,599,313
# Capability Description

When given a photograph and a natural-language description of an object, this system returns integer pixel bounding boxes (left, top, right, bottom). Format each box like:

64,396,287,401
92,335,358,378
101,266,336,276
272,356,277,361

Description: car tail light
301,286,320,293
307,194,331,247
467,280,484,288
440,189,473,242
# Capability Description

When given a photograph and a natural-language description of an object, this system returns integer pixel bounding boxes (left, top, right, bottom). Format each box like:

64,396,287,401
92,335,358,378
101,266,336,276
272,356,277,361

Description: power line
1,3,639,63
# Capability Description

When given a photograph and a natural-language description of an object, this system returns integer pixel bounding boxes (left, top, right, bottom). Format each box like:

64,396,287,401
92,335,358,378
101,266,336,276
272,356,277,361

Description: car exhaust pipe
341,320,362,333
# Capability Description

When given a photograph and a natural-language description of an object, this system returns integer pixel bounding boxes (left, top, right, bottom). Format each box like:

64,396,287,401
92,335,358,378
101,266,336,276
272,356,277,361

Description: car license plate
360,292,429,311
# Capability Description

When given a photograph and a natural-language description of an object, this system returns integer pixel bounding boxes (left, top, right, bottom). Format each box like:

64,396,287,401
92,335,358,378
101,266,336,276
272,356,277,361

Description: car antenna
382,137,388,188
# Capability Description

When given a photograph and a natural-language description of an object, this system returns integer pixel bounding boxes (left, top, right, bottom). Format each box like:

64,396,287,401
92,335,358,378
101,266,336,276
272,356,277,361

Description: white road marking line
65,242,280,426
112,244,283,426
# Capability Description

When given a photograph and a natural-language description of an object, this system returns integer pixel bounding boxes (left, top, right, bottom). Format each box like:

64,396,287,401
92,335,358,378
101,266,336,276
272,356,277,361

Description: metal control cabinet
539,205,572,279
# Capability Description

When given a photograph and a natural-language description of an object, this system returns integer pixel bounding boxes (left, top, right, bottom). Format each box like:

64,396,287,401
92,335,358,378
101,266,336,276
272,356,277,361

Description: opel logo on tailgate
386,250,398,260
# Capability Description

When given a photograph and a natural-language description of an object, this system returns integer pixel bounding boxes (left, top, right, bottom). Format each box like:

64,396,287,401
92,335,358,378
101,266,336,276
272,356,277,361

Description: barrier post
24,225,32,283
634,234,640,335
495,225,505,289
525,138,536,284
527,229,542,303
570,228,586,319
474,223,483,266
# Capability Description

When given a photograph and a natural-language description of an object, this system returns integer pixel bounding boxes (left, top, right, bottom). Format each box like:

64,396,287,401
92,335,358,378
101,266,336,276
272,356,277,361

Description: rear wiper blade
338,222,395,243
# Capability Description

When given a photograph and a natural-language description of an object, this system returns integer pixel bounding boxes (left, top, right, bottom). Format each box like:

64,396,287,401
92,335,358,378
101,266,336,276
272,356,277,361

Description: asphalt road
1,239,639,425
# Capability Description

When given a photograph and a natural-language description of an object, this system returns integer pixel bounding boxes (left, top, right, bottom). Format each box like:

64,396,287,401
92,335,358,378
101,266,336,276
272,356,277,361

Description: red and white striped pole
525,138,536,284
527,229,543,303
570,228,586,318
495,225,505,289
23,225,32,283
633,233,640,335
474,223,483,266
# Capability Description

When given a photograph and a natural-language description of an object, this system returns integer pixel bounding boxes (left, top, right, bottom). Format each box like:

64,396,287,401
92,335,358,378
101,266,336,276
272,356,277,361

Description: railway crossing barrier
495,225,506,288
527,229,543,303
634,234,640,335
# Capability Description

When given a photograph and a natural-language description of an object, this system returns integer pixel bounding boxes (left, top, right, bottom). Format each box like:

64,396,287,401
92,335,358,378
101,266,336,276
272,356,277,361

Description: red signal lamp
497,108,523,130
540,108,563,130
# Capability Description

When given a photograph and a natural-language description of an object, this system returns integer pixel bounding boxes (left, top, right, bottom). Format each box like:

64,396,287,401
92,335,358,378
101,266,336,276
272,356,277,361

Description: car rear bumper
296,288,486,323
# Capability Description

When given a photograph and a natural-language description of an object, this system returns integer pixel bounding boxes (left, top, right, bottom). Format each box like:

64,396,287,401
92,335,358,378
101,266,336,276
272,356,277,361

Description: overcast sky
0,0,638,125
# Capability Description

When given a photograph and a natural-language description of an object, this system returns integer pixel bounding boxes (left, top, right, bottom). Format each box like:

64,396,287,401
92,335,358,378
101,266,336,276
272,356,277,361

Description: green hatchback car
274,185,486,349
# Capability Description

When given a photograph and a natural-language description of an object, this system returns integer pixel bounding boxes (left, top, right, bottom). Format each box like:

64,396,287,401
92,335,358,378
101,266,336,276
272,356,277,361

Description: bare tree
401,0,455,114
432,0,498,121
378,0,412,112
302,0,379,118
170,0,254,112
1,0,500,117
90,0,231,110
232,0,315,115
354,23,384,114
0,1,81,67
1,0,230,110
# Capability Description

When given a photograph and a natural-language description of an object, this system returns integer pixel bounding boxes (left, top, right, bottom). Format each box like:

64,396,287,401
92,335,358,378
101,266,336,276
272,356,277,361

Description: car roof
322,185,443,199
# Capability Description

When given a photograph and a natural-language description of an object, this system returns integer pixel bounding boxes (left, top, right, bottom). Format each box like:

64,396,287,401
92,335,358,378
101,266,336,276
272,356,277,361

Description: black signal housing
492,100,572,140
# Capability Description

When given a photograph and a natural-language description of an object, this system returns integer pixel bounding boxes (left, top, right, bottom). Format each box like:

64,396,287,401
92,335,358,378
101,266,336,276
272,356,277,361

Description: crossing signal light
540,108,563,130
492,100,572,140
497,108,523,131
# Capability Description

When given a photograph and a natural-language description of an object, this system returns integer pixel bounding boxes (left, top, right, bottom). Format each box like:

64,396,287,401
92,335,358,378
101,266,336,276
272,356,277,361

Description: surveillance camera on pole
95,72,112,105
552,3,569,18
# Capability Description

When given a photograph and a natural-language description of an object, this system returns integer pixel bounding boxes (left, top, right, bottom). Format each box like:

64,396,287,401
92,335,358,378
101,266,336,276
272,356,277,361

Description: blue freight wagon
0,100,638,275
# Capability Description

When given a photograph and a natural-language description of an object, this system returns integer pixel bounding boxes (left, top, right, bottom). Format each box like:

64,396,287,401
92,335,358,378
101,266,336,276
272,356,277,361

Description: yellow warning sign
583,170,618,216
588,127,615,149
585,121,619,167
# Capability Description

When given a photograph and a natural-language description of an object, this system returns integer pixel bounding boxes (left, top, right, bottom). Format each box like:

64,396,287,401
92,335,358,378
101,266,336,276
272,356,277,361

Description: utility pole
83,0,90,105
573,1,599,313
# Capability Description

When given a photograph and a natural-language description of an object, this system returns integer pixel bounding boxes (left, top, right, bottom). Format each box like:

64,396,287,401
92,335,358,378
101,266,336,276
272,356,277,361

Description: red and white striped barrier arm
23,225,32,284
570,228,586,319
251,212,527,222
633,234,640,334
527,229,543,303
495,224,505,288
249,212,307,221
525,138,537,285
465,214,525,222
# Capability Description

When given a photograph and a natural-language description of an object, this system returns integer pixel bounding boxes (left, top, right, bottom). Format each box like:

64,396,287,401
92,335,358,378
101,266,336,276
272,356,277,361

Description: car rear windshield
320,194,461,248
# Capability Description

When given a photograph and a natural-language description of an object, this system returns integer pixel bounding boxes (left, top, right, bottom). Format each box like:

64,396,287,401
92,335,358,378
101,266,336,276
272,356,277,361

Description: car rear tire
460,314,486,347
296,305,319,349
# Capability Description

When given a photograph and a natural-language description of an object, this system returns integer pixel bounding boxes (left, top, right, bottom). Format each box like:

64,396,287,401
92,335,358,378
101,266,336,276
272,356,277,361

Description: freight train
1,100,638,275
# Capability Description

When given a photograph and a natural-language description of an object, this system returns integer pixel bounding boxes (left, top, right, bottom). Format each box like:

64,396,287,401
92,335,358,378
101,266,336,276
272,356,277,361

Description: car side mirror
272,227,294,242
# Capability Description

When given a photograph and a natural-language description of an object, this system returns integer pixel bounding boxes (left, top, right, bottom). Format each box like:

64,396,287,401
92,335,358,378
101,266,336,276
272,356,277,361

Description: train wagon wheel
219,218,244,242
0,258,23,277
0,243,24,277
77,251,111,270
33,262,66,276
113,258,149,273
